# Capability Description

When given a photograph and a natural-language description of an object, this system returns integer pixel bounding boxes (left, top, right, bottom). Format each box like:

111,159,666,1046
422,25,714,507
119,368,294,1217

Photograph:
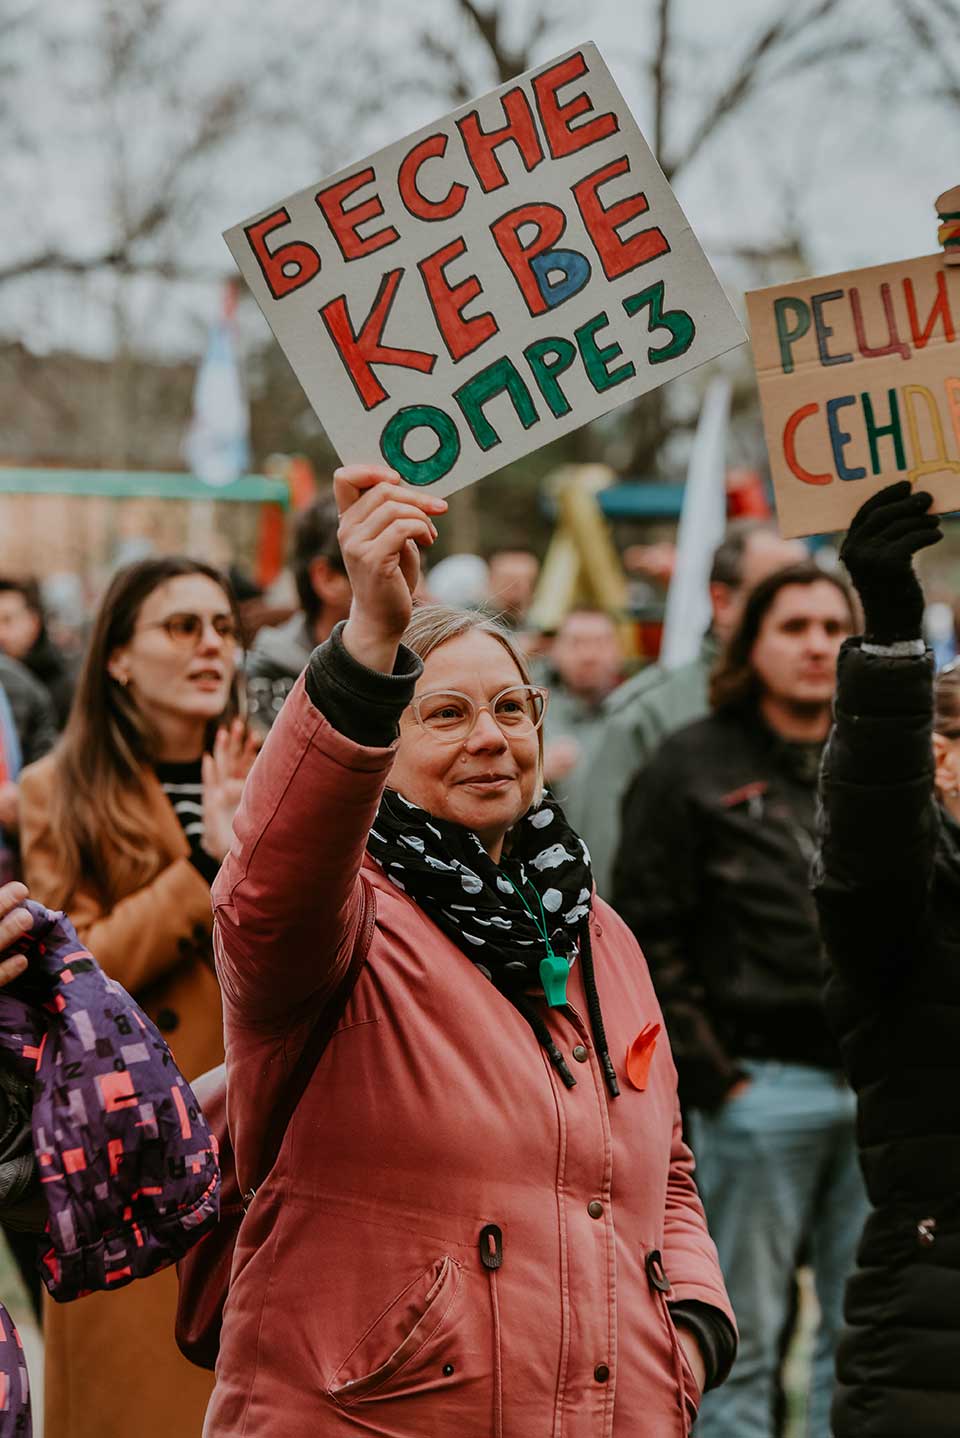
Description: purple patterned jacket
0,902,221,1436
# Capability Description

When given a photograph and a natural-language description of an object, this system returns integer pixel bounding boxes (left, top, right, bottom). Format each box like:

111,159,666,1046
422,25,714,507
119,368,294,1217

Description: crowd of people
0,472,955,1437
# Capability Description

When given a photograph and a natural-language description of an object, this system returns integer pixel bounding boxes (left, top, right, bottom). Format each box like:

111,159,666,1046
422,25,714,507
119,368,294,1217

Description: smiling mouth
188,670,224,684
457,774,514,786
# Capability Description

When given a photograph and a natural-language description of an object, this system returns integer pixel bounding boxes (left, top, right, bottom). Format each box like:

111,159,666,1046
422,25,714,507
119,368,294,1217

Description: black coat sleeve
612,743,744,1111
814,638,937,989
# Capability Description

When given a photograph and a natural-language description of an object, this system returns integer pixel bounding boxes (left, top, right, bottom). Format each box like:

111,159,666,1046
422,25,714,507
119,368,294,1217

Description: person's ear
106,647,130,688
710,582,738,641
933,732,960,797
308,556,346,604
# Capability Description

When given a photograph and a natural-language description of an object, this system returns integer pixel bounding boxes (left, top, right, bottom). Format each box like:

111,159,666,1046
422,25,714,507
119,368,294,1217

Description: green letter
380,404,461,485
524,337,577,417
574,312,636,392
772,296,811,374
622,279,695,364
862,389,906,475
454,356,539,451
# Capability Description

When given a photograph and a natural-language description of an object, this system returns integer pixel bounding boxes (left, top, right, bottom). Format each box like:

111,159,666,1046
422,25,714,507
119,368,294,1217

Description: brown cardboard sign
747,254,960,537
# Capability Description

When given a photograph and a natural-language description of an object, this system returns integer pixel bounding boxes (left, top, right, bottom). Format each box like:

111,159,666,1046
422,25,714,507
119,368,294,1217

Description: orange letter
783,403,832,485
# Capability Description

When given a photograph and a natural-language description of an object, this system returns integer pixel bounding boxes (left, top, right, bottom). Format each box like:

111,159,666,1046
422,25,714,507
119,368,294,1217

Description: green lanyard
504,873,570,1008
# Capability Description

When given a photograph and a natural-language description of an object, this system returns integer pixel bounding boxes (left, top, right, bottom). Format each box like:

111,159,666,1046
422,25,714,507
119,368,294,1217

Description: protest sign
747,254,960,537
224,43,745,497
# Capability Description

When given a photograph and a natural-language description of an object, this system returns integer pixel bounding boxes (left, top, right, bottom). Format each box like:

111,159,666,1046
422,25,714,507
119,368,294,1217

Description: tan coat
19,755,223,1438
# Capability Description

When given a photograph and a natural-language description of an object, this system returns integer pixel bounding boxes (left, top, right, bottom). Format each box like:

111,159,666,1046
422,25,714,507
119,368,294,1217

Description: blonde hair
401,604,545,804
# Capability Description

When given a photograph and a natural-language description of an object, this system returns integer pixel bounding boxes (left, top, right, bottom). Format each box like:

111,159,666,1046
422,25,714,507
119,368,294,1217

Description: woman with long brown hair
18,554,256,1438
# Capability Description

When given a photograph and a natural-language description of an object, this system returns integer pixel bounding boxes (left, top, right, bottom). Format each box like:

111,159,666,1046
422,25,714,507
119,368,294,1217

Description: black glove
839,481,942,644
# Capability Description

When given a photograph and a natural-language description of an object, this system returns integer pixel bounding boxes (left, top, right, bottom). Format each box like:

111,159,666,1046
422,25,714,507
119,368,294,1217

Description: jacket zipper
480,1224,504,1438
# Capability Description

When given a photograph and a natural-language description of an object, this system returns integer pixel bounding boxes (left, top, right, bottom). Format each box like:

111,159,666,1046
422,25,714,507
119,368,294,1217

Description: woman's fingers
344,497,442,553
333,465,403,518
0,953,28,988
0,882,28,920
340,479,447,534
0,882,31,967
367,518,438,570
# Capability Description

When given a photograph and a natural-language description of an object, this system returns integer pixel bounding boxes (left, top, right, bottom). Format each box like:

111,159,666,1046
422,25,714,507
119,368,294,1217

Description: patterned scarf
368,789,619,1096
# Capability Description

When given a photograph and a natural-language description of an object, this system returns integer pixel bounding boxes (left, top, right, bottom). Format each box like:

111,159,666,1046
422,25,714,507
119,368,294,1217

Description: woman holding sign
816,482,960,1438
205,465,736,1437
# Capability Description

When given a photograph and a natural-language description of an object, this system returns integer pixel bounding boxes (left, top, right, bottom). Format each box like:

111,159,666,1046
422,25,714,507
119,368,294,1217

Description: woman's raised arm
815,483,942,988
213,466,445,1024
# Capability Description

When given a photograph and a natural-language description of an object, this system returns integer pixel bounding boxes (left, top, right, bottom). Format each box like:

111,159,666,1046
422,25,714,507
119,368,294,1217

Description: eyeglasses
138,612,239,647
410,684,548,744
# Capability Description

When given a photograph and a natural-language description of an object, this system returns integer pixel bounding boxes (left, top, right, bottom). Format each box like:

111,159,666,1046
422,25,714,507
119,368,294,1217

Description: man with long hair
612,562,866,1438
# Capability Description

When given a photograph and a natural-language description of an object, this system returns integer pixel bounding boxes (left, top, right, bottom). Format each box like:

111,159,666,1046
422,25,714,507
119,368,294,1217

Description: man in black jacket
613,561,866,1438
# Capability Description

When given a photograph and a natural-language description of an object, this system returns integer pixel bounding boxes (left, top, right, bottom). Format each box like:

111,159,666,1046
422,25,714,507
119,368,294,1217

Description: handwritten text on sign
747,255,960,538
224,44,744,497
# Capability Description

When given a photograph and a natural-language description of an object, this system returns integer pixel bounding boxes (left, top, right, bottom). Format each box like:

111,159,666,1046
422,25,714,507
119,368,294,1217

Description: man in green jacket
567,520,805,896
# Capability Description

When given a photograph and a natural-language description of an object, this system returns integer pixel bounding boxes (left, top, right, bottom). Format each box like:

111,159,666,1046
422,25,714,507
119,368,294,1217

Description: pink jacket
204,675,734,1438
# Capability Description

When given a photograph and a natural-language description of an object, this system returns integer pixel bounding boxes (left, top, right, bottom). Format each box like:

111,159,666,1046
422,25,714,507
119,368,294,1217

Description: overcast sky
3,0,953,360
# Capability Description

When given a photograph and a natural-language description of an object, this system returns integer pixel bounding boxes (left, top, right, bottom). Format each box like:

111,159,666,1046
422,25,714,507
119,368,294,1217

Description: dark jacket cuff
669,1299,738,1391
305,620,423,746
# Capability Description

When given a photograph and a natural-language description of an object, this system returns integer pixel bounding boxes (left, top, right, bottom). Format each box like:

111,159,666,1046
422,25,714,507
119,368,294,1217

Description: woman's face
107,574,237,730
390,631,541,860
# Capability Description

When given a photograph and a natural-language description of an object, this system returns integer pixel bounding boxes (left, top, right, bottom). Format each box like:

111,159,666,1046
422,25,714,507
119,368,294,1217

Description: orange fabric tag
625,1023,661,1092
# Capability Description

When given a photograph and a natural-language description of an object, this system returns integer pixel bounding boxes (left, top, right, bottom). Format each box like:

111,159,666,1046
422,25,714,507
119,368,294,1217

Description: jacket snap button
594,1364,610,1383
156,1008,179,1033
587,1200,603,1219
572,1045,588,1063
442,1363,454,1377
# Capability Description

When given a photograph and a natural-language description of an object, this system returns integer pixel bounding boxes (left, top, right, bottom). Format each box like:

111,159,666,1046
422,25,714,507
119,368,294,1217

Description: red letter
904,272,955,350
490,203,568,317
783,403,832,485
418,238,497,363
319,268,436,411
532,51,618,159
315,167,398,261
456,87,544,194
244,208,320,300
572,157,669,280
398,134,468,221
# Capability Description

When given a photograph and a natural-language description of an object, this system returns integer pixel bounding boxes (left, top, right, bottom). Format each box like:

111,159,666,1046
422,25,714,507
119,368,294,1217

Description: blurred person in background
542,606,624,806
486,545,540,629
815,484,959,1438
568,520,806,896
613,563,866,1438
0,577,77,729
18,555,256,1438
246,493,352,729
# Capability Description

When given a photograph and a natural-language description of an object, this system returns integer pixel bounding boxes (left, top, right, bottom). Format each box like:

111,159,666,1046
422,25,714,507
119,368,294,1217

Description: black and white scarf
367,789,619,1096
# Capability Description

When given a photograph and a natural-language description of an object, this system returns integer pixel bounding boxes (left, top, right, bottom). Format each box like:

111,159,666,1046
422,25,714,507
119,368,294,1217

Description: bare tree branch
651,0,670,164
902,0,960,105
664,0,842,179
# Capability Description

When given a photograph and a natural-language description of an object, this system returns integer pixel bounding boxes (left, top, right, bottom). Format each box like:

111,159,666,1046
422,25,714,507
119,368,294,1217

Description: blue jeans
689,1061,867,1438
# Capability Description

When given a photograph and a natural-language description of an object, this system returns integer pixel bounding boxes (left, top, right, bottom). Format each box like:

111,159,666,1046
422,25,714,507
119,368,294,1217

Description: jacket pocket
645,1248,699,1438
329,1255,463,1405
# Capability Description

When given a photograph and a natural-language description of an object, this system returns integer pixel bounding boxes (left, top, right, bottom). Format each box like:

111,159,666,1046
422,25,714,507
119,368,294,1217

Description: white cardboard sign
224,42,745,496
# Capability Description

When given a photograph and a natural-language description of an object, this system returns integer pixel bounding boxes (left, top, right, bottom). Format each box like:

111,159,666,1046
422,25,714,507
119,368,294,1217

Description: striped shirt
155,759,219,884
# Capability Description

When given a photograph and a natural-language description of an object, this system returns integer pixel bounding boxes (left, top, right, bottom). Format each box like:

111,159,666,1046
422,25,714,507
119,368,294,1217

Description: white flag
660,376,731,670
184,293,251,488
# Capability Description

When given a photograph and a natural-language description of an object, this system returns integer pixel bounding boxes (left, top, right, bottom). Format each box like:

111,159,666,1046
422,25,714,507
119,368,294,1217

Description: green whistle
539,950,569,1008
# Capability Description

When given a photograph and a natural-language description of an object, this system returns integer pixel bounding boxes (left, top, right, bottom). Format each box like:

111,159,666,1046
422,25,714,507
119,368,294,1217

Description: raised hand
0,883,31,986
201,718,260,864
840,482,943,644
334,464,447,673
